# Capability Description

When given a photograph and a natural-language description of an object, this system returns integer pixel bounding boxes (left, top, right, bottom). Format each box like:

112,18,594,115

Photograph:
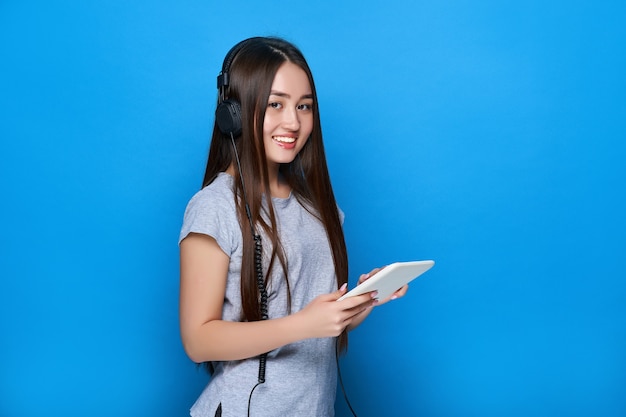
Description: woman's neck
226,164,291,198
267,164,291,198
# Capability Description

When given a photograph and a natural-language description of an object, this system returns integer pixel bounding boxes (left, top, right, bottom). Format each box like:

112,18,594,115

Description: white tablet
337,260,435,301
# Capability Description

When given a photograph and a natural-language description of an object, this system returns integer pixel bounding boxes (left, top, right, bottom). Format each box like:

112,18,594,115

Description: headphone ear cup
215,99,242,137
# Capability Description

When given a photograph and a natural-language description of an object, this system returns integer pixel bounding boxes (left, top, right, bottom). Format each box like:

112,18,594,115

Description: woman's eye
298,103,313,111
268,102,282,109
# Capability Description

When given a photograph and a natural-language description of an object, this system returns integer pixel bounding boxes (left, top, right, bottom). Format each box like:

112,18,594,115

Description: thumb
334,283,348,299
318,283,347,302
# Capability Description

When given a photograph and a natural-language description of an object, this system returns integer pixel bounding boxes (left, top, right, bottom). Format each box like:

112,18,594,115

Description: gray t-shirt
179,172,340,417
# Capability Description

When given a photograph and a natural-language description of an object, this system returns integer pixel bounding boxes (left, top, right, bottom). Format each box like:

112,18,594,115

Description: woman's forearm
182,314,306,363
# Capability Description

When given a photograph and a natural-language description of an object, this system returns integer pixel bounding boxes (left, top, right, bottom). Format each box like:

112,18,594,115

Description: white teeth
273,136,296,143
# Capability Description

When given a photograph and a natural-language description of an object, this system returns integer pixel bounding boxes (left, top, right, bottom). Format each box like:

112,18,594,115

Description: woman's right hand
295,284,377,339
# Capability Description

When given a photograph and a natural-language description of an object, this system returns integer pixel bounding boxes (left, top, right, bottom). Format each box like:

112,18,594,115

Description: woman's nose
282,107,300,130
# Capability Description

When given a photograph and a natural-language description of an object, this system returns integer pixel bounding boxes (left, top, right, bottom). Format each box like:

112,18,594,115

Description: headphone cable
336,338,358,417
230,133,270,416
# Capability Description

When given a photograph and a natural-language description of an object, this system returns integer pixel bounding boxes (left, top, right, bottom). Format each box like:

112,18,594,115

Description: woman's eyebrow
269,91,314,100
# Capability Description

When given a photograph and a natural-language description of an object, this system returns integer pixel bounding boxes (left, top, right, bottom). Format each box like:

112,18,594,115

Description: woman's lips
273,135,297,149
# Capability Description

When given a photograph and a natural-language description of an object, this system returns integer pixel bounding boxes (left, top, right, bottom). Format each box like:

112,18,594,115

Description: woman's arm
179,232,375,363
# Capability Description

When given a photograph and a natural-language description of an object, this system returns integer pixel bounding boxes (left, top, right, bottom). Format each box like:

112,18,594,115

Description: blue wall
1,1,624,416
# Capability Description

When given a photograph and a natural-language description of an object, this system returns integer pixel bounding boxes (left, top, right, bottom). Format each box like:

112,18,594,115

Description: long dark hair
202,37,349,352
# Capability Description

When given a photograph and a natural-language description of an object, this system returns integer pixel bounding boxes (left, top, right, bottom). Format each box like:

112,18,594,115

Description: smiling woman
3,2,623,416
177,37,408,417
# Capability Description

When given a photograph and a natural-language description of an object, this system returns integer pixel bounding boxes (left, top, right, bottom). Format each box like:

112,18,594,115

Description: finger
358,267,385,285
391,284,408,299
343,298,377,321
369,267,384,275
342,292,378,311
329,283,348,300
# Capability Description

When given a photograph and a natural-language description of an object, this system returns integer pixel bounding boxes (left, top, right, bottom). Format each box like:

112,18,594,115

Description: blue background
1,1,625,416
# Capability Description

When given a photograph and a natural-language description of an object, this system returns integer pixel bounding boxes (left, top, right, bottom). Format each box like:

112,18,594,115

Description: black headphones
215,37,263,137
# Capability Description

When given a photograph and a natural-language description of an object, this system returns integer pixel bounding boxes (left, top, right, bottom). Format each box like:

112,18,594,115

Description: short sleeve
178,179,240,257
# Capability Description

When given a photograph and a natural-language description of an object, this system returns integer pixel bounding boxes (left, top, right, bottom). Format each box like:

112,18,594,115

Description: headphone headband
217,37,263,102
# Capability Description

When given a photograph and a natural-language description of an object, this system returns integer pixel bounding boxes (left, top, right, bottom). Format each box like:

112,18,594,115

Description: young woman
179,36,407,417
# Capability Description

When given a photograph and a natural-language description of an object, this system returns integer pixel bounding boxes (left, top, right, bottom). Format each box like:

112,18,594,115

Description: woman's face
262,61,313,168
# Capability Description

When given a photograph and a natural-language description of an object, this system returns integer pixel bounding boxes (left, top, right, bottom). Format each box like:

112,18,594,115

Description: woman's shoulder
182,173,237,220
179,173,239,245
188,172,235,204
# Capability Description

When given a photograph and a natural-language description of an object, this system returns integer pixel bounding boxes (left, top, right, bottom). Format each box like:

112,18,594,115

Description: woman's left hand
358,266,409,306
344,265,409,331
